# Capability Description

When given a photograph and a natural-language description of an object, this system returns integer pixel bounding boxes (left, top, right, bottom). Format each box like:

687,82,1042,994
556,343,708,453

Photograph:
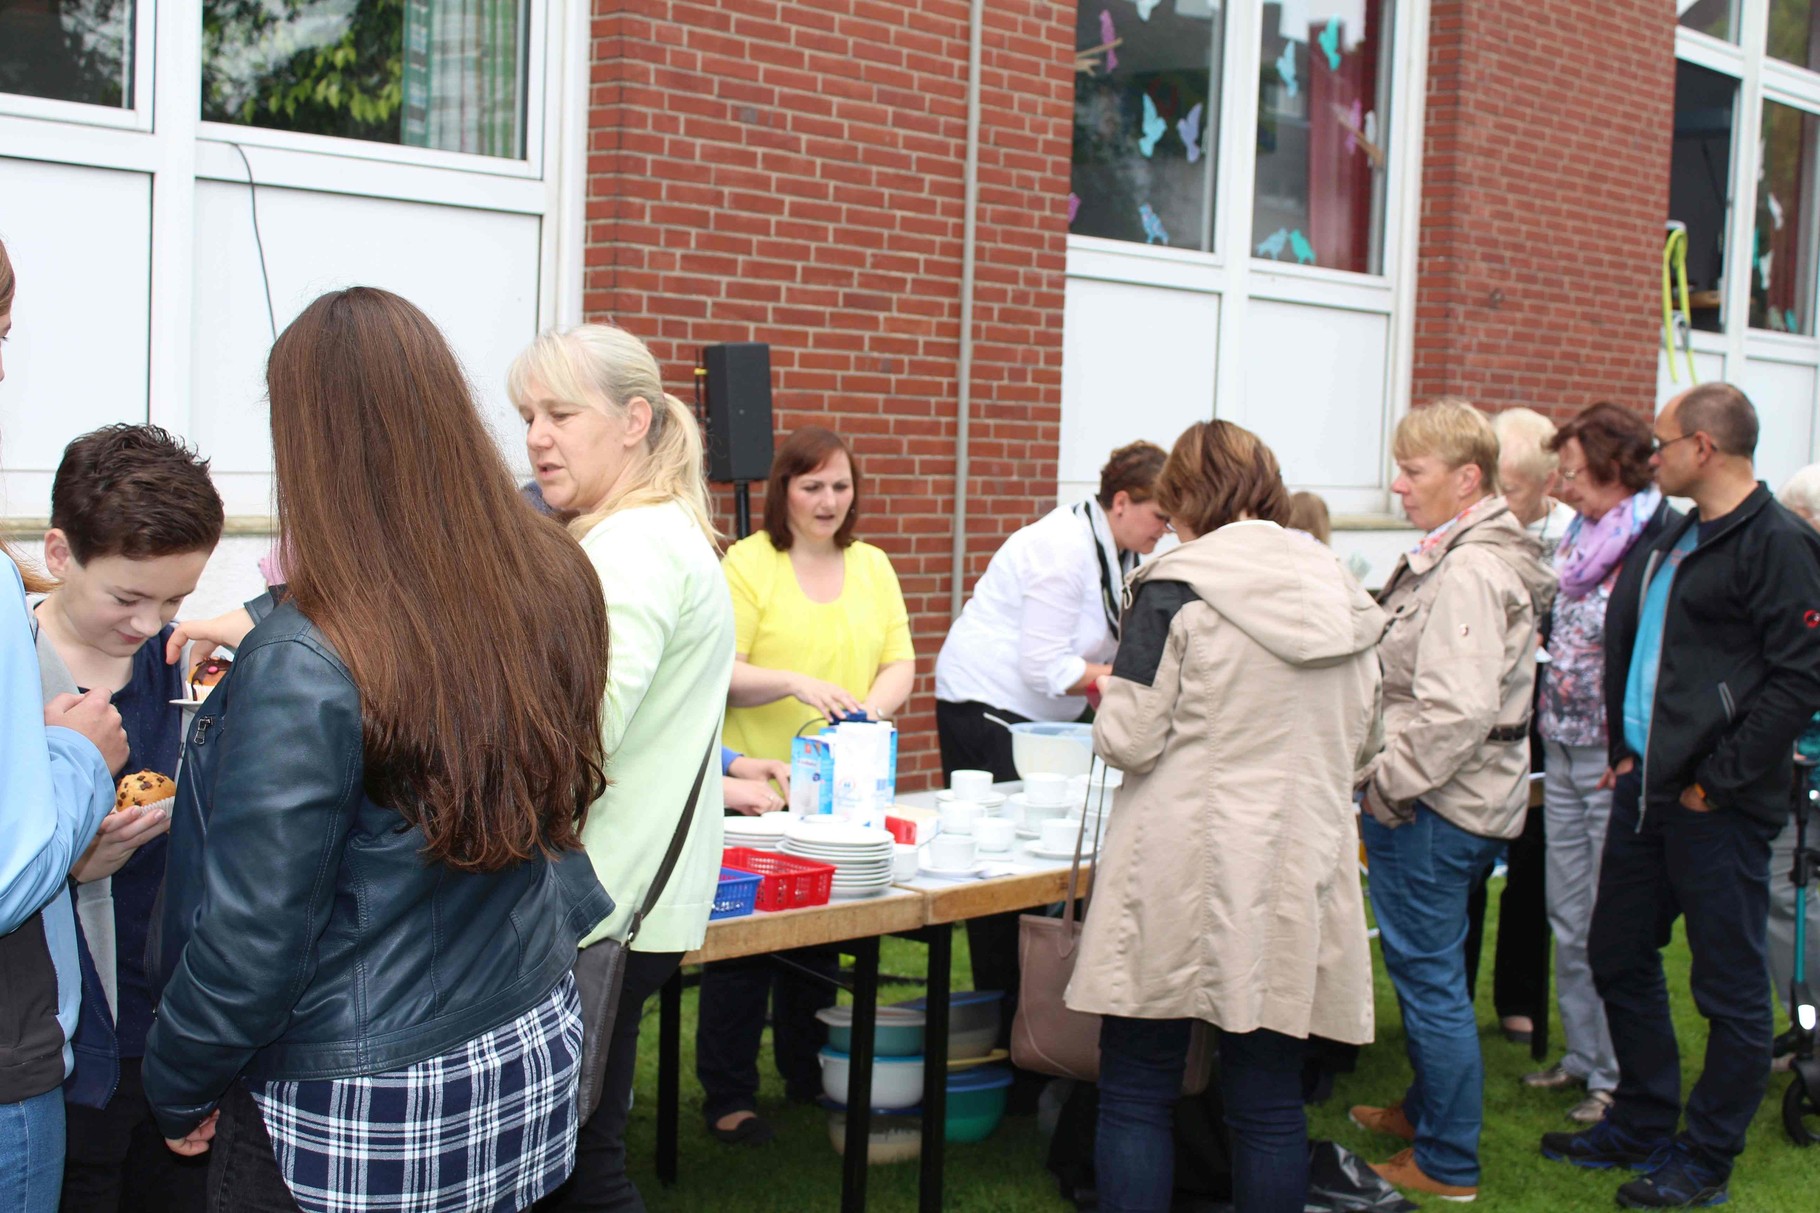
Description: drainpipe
948,0,985,619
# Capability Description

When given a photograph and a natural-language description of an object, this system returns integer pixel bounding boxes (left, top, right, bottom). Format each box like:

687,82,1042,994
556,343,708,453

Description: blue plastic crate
711,866,762,920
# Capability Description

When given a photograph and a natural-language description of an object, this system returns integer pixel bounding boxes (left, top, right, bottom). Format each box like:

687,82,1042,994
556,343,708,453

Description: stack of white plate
934,787,1008,815
723,811,799,852
780,819,896,899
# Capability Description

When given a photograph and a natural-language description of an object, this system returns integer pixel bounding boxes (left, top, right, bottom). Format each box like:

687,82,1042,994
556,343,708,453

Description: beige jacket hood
1363,497,1557,840
1066,523,1384,1044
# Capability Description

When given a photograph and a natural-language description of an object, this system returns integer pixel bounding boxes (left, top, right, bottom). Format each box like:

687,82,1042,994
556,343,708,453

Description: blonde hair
507,324,718,544
1394,398,1501,495
1492,407,1559,482
1778,463,1820,522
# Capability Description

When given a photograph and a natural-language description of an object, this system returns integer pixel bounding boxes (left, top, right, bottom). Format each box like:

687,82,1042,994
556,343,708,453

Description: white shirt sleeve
1015,525,1093,699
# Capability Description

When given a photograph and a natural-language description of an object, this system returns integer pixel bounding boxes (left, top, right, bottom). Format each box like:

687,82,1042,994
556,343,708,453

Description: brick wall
585,1,1075,786
1412,0,1675,421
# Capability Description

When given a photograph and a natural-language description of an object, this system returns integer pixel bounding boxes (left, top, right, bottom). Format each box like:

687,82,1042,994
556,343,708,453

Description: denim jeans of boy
0,1088,67,1213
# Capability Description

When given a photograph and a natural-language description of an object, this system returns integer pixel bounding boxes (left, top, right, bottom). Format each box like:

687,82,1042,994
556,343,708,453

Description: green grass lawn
622,885,1820,1211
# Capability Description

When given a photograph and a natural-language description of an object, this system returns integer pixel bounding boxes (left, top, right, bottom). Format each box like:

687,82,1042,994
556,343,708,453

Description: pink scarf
1556,488,1661,599
1414,495,1504,558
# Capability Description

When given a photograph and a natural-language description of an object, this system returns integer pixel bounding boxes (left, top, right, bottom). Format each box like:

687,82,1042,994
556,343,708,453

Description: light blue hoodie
1,560,113,1079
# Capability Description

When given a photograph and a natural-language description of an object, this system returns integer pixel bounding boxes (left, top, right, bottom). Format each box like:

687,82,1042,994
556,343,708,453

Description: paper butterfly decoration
1276,44,1298,98
1100,10,1118,71
1139,94,1166,157
1345,99,1363,154
1139,203,1169,245
1318,16,1342,70
1789,308,1801,332
1290,229,1317,265
1069,192,1081,225
1179,102,1204,163
1255,228,1290,259
1132,0,1161,20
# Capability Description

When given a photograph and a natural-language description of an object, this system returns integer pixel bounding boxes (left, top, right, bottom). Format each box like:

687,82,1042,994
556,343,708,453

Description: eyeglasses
1650,432,1698,456
1558,466,1585,484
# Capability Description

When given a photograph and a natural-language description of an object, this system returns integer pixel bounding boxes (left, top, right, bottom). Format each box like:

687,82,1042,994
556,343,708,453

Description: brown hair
0,237,54,594
1096,441,1167,508
1287,491,1333,544
52,424,225,563
1156,420,1293,535
1549,402,1655,494
762,426,859,551
268,288,610,873
1676,382,1759,458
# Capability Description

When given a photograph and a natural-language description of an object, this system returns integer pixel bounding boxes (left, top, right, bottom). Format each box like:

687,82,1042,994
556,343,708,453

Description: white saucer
918,861,987,880
935,789,1007,809
169,698,207,708
830,884,892,900
1025,841,1096,861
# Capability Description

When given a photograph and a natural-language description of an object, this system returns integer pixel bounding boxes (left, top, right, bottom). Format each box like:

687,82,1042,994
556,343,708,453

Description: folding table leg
840,935,881,1213
919,925,952,1213
656,969,682,1186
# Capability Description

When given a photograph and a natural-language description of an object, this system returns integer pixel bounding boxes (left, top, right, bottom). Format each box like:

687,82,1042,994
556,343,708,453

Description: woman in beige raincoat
1066,421,1384,1213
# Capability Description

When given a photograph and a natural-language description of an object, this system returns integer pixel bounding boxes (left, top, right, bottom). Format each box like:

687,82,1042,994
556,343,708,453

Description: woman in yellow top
697,426,915,1144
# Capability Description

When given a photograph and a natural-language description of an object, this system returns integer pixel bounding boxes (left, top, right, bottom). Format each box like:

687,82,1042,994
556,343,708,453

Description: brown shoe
1348,1102,1416,1141
1371,1148,1478,1203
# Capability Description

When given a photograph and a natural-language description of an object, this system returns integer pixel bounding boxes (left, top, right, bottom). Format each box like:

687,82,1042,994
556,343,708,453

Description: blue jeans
1096,1016,1307,1213
1362,803,1504,1187
0,1088,66,1213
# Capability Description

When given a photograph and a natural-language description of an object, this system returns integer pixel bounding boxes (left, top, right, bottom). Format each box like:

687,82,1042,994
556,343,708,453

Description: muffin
115,770,177,815
189,656,231,702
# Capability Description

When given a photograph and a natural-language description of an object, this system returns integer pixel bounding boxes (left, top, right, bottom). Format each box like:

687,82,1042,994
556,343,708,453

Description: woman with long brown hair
141,288,614,1213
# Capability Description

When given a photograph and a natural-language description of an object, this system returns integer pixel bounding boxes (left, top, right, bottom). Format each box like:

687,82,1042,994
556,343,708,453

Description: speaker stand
733,480,753,540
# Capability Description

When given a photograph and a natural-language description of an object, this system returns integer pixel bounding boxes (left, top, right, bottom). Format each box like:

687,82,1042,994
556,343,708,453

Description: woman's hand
723,776,787,816
790,674,863,722
726,756,790,797
165,608,256,666
45,689,129,775
71,803,171,883
165,1111,218,1157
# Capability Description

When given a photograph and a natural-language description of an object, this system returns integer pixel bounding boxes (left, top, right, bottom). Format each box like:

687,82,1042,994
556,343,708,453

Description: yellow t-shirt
721,533,915,762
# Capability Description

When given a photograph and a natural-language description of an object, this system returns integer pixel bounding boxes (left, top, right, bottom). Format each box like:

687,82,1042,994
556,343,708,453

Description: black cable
229,142,278,340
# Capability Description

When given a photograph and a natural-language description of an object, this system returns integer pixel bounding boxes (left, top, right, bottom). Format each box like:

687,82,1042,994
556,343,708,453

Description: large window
1669,61,1737,333
0,0,136,108
1755,100,1820,334
202,0,528,159
1681,0,1739,42
1069,0,1225,251
1252,0,1393,275
1770,1,1820,70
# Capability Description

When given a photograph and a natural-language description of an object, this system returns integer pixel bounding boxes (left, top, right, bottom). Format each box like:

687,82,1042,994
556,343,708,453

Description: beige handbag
1010,762,1215,1094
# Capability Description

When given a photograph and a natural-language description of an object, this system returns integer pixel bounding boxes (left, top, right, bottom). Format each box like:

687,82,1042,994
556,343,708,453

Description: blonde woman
508,325,736,1211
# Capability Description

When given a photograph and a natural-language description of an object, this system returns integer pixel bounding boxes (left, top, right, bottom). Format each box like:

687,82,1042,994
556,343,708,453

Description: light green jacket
577,502,734,952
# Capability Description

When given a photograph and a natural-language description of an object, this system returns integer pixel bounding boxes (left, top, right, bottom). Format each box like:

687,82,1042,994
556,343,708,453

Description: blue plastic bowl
945,1065,1013,1143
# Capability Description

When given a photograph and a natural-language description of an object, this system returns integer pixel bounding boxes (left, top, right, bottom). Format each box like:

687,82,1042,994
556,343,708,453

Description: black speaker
702,342,775,482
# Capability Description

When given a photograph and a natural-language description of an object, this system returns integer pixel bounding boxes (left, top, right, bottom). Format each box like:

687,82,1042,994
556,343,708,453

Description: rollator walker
1784,754,1819,1146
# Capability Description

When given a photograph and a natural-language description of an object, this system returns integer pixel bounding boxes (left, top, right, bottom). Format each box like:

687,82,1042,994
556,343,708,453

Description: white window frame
0,0,157,131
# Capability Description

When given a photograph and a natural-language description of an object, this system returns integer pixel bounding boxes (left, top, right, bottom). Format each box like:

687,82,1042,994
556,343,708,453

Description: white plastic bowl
818,1048,924,1110
1008,723,1094,780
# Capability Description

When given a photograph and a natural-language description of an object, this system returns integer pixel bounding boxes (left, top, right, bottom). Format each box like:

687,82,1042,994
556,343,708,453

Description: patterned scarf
1413,495,1504,558
1556,487,1661,599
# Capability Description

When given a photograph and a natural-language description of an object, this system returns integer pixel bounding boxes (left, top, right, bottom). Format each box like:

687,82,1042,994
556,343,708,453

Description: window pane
1679,0,1738,42
0,0,135,108
1769,1,1820,71
1253,1,1393,275
203,0,528,160
1069,0,1225,252
1753,101,1820,336
1668,61,1735,334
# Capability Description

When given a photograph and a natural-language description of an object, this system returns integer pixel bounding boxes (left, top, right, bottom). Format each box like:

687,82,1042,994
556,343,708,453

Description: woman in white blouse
933,440,1170,778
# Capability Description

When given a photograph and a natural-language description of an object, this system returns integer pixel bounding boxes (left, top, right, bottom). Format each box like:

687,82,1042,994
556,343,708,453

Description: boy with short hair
32,423,223,1212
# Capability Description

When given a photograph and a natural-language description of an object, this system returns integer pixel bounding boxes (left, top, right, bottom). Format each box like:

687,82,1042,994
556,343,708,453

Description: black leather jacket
142,602,613,1138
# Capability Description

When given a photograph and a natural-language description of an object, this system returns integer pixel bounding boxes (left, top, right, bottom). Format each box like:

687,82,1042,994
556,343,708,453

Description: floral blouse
1538,564,1614,747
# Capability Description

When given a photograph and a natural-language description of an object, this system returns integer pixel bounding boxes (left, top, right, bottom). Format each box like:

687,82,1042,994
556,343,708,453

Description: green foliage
201,0,404,143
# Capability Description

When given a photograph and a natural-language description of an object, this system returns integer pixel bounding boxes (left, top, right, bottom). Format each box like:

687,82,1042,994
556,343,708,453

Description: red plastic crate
722,846,836,911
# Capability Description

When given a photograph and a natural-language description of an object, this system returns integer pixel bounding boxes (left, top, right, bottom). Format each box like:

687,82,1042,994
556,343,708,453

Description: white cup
950,769,994,801
1024,772,1069,807
929,834,977,870
892,844,920,882
939,800,980,836
1040,816,1081,854
975,817,1016,853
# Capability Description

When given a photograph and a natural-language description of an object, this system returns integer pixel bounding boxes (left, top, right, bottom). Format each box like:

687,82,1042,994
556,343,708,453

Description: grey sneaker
1522,1062,1587,1090
1567,1090,1614,1124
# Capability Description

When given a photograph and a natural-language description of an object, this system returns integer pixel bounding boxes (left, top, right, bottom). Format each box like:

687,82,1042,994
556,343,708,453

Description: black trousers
204,1082,301,1213
694,948,837,1123
1464,802,1550,1025
1589,771,1778,1173
61,1056,209,1213
539,950,683,1213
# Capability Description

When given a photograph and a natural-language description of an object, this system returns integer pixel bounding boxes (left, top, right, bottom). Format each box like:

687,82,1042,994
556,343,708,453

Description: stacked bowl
722,811,797,853
781,819,896,899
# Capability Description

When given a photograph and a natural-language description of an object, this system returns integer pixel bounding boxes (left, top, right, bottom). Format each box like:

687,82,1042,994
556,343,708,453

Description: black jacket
1603,497,1683,771
1604,485,1820,825
142,602,613,1139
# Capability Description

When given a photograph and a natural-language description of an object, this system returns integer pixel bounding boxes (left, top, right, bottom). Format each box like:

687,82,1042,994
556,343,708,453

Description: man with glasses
1541,383,1820,1208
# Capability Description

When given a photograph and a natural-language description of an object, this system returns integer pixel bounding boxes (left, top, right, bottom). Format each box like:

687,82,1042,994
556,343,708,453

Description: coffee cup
1040,816,1081,854
950,769,994,801
1024,772,1069,807
893,844,920,882
975,817,1016,853
939,800,980,836
929,834,977,870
